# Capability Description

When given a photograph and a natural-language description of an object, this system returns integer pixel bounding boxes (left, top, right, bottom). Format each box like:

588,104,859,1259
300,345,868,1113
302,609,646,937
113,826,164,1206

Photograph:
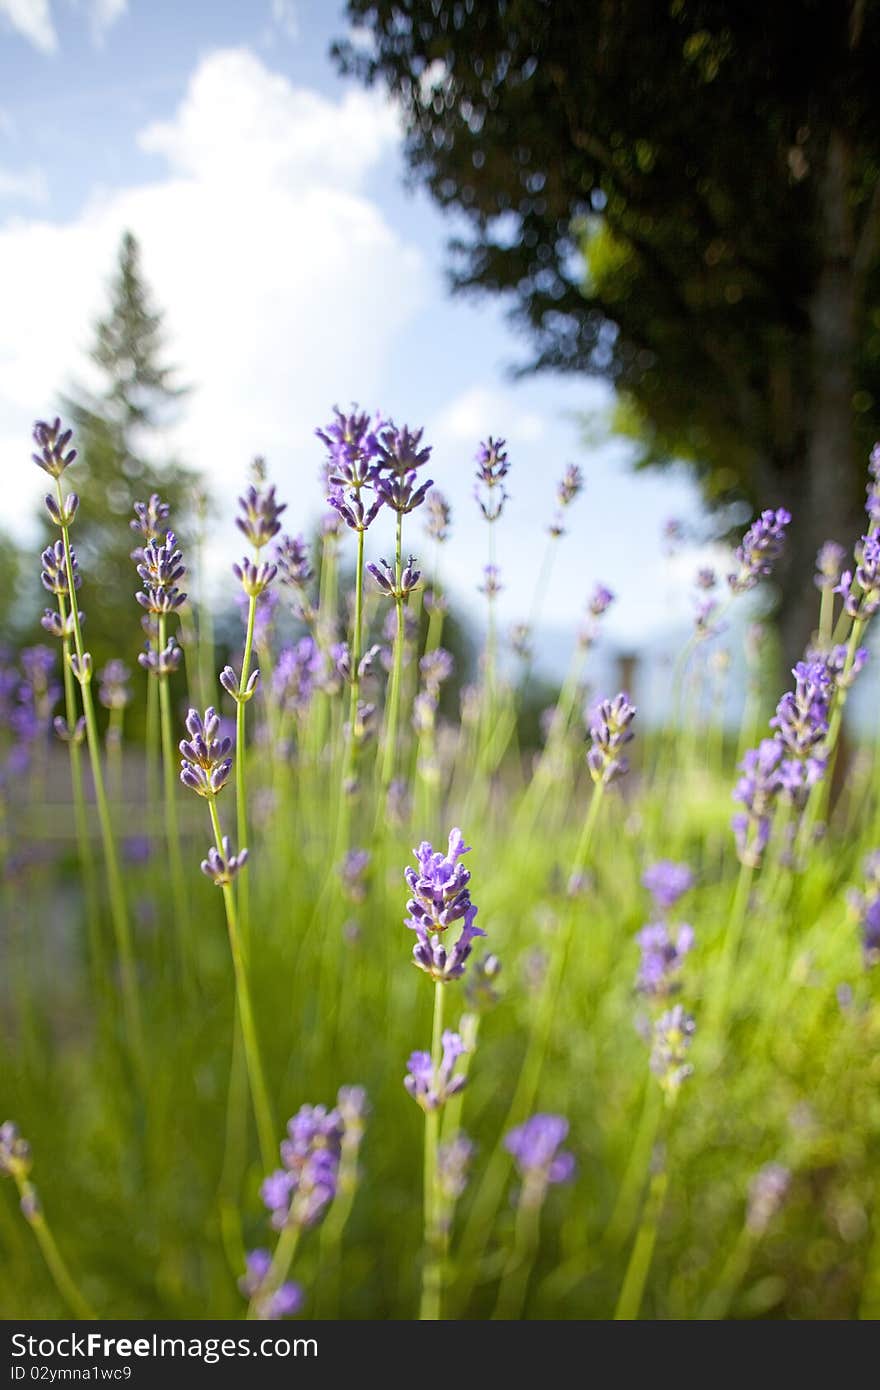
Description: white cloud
430,384,545,453
0,48,423,560
0,0,56,53
89,0,127,46
0,165,48,202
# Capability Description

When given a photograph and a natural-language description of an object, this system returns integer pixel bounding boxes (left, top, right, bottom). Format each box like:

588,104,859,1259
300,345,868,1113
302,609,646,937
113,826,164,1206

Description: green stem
56,482,144,1071
207,796,275,1171
16,1179,96,1320
247,1223,299,1320
157,612,192,978
492,1186,543,1320
614,1166,669,1320
380,511,405,790
59,609,102,982
420,981,445,1321
454,786,604,1311
236,591,258,948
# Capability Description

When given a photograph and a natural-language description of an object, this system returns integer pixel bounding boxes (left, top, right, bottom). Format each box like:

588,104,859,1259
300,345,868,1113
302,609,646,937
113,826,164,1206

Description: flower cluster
237,476,287,551
179,707,233,798
578,583,615,650
260,1104,344,1232
273,637,322,715
404,829,485,983
424,489,451,543
815,540,846,591
727,508,791,594
650,1004,696,1099
548,463,584,537
238,1251,302,1321
746,1162,791,1236
836,529,880,620
847,852,880,966
504,1115,575,1205
200,836,248,887
474,436,510,521
32,418,77,479
404,1030,468,1111
136,531,187,615
586,693,636,785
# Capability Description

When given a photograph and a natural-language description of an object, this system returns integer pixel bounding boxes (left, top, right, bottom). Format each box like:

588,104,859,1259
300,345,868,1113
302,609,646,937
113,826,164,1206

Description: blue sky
0,0,717,668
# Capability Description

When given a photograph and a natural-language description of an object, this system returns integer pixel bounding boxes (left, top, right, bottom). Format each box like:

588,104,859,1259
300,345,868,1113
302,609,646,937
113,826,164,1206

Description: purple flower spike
201,836,248,887
32,418,77,478
239,1250,304,1320
236,478,287,551
728,507,792,594
404,1030,468,1111
746,1163,791,1235
642,861,694,911
505,1114,575,1204
179,706,233,798
377,421,432,477
424,489,452,543
635,922,695,998
261,1103,344,1233
587,692,636,785
650,1004,696,1098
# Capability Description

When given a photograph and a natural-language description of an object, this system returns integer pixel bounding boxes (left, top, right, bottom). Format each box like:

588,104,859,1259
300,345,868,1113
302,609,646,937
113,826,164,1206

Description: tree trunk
777,128,861,673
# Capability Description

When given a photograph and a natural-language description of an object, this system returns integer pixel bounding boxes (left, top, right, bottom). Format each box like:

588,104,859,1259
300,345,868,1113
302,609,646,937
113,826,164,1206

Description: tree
38,231,198,677
336,1,880,661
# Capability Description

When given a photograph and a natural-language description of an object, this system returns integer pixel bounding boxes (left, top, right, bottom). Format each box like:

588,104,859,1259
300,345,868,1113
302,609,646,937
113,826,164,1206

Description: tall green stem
56,481,144,1070
14,1175,96,1320
236,592,258,947
207,795,275,1171
157,612,192,977
380,511,405,790
420,980,445,1320
58,603,102,982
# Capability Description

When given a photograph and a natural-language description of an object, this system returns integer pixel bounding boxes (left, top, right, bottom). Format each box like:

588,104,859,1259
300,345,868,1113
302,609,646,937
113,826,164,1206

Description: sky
0,0,719,675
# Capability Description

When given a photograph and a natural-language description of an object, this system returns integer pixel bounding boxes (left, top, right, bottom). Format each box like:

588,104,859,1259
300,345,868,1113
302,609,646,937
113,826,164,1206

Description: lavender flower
44,492,79,528
32,418,76,478
179,707,233,798
405,829,485,983
0,1122,31,1177
404,1030,467,1111
375,470,433,515
260,1104,343,1232
746,1163,791,1235
377,422,432,477
238,1250,303,1321
814,541,847,591
437,1134,475,1212
650,1005,696,1098
732,737,783,866
233,556,277,598
728,508,791,594
635,923,695,997
327,488,383,533
479,564,503,598
419,648,453,695
236,479,287,551
130,494,170,558
220,665,260,704
465,953,502,1011
848,853,880,965
424,489,452,543
504,1115,575,1204
200,836,249,887
136,531,187,614
474,437,510,522
41,541,79,597
557,463,583,509
837,528,880,619
275,534,314,588
367,556,421,599
339,849,371,903
510,623,532,662
317,407,384,485
98,660,131,711
138,637,181,677
642,861,694,912
273,638,321,714
587,693,636,785
589,583,614,617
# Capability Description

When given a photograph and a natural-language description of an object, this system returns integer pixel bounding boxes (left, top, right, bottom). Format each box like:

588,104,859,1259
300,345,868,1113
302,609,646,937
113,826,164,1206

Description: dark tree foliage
36,232,198,679
336,1,880,658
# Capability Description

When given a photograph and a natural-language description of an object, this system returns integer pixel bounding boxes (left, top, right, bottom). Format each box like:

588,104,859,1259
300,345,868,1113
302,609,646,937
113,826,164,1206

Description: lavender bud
0,1122,31,1177
479,564,503,599
236,480,287,551
275,534,314,588
201,836,249,886
814,540,846,591
505,1115,575,1206
53,714,86,745
32,418,76,478
44,492,79,528
728,508,791,594
377,422,432,476
233,557,277,598
220,665,260,703
69,652,92,686
587,692,636,785
649,1005,696,1098
424,489,452,543
404,1030,468,1111
474,436,510,522
179,706,233,798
